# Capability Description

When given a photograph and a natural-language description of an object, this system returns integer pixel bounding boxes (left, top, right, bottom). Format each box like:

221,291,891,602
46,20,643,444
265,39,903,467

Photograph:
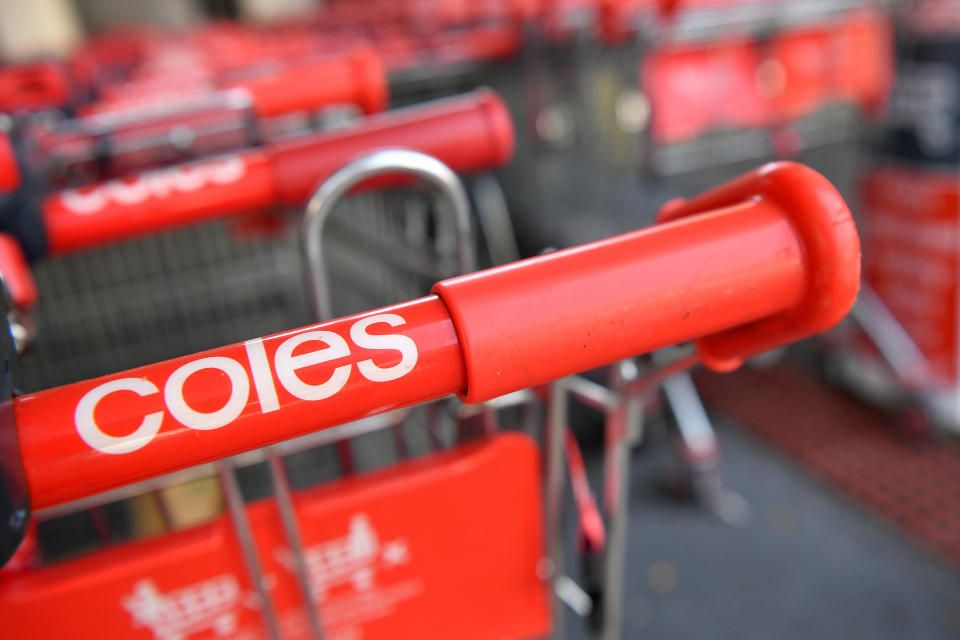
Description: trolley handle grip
268,88,515,204
9,162,858,515
39,88,515,255
656,161,861,371
74,45,386,122
228,44,388,118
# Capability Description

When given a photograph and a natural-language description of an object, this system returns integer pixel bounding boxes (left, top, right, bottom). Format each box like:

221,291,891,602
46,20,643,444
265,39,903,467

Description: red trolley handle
11,161,859,511
226,44,387,118
83,44,387,118
0,61,73,114
39,88,515,255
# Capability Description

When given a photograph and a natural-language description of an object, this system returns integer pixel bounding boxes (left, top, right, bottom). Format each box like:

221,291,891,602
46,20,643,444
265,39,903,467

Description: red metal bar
17,297,463,508
565,428,605,551
435,196,805,402
658,161,861,370
42,151,278,254
0,61,72,113
0,233,37,310
40,89,515,255
267,88,514,205
25,46,389,185
14,161,860,510
81,44,386,118
234,45,387,118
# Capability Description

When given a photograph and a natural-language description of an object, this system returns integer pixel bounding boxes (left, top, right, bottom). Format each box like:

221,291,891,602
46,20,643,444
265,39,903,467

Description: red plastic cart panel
643,11,892,143
863,165,960,383
643,39,769,144
0,433,549,640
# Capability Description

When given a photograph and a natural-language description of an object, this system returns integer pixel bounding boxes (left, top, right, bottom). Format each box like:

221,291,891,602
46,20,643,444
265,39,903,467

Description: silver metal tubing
470,174,521,266
302,149,477,322
600,360,641,640
566,375,620,413
545,379,568,640
661,372,719,462
273,149,478,638
267,451,326,640
216,461,282,640
661,372,749,526
852,283,932,390
626,347,700,397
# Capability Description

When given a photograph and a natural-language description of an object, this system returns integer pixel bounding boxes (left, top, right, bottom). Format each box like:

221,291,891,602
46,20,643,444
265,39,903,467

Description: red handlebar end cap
476,88,516,168
657,161,861,370
351,43,389,114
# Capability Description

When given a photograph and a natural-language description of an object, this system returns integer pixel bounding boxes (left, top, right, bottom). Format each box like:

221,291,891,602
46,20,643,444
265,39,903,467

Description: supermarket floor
566,391,960,639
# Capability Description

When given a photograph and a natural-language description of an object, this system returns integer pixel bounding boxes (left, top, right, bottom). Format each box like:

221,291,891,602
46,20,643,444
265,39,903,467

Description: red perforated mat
694,365,960,571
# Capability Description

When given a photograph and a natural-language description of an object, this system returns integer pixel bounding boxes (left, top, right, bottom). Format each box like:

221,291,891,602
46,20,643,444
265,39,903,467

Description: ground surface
564,406,960,639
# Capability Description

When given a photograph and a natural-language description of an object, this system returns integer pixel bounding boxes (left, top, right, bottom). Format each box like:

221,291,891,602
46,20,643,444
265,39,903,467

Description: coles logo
58,155,245,215
276,513,410,601
74,314,418,455
122,574,246,640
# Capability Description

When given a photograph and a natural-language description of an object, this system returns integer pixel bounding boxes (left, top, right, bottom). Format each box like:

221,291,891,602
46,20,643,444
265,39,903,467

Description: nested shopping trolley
0,154,859,639
10,88,513,391
0,85,524,640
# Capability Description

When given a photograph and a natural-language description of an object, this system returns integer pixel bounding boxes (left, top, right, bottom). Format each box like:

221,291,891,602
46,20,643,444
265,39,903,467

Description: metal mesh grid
21,217,309,392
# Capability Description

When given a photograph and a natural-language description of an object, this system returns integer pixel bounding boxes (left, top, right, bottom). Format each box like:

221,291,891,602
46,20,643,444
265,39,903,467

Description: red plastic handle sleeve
233,44,388,117
655,161,861,371
40,88,515,255
268,88,515,205
14,162,858,509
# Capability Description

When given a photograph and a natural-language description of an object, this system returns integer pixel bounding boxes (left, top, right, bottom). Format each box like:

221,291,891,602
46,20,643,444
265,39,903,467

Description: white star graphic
381,540,409,568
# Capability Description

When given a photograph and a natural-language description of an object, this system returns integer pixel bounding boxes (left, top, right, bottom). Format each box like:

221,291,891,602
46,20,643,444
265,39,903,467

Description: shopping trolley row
0,3,873,638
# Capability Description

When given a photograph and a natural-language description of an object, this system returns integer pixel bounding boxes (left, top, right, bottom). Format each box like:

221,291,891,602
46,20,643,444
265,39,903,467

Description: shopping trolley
9,89,513,391
1,86,523,639
0,160,860,638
